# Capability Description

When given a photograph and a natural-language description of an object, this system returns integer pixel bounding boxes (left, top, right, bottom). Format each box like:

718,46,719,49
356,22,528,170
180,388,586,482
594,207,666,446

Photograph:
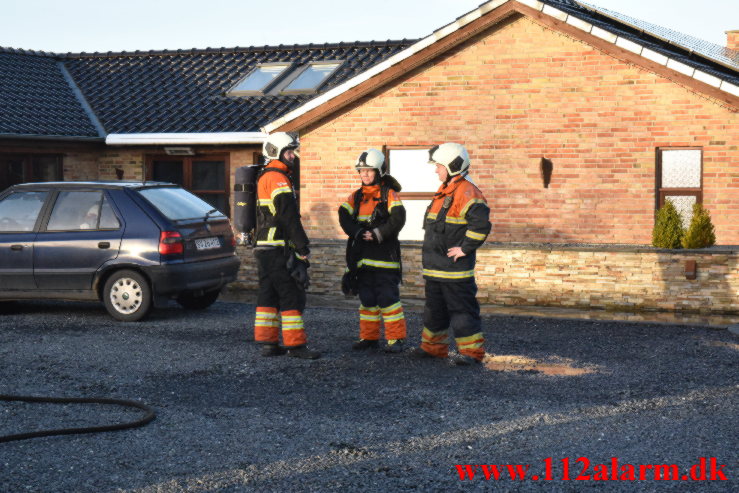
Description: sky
1,0,736,54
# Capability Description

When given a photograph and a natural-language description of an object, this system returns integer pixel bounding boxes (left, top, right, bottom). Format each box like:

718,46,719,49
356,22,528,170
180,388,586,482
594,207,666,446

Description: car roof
7,181,178,191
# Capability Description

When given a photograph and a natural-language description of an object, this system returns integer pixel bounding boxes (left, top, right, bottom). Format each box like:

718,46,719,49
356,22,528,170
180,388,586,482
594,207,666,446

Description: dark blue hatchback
0,181,240,321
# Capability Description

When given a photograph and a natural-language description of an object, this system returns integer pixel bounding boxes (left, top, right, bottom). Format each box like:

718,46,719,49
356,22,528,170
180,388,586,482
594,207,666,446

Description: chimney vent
726,30,739,52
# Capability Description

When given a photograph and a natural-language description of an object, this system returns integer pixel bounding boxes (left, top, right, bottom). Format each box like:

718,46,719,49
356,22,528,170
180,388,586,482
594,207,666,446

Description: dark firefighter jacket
422,174,491,281
255,160,310,255
339,175,405,271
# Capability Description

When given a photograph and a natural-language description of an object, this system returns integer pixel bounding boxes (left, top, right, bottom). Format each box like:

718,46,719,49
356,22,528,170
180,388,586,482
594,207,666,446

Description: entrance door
148,154,230,215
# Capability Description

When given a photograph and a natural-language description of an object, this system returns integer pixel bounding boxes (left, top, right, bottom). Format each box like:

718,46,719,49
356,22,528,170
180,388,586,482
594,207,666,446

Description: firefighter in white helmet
339,149,407,353
252,132,320,359
412,143,491,365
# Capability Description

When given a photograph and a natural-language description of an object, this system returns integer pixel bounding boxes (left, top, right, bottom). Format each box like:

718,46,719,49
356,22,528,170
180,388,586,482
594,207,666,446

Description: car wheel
0,301,18,314
176,289,221,310
103,270,152,321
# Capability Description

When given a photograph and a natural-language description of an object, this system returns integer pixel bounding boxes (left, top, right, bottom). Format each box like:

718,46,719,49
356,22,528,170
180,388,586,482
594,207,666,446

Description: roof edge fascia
105,132,268,145
265,0,739,133
263,0,511,133
0,133,104,143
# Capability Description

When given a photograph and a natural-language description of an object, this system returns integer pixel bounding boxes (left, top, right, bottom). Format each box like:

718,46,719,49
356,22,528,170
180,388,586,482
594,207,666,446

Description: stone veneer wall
233,242,739,314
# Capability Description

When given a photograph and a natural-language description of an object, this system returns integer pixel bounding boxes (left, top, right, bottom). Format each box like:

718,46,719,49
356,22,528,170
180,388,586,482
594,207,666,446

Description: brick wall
98,149,145,181
63,152,99,180
296,15,739,245
233,242,739,314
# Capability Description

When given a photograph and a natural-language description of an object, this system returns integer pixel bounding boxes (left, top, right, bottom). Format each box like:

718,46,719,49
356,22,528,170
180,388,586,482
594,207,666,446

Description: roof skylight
283,62,341,93
230,63,290,95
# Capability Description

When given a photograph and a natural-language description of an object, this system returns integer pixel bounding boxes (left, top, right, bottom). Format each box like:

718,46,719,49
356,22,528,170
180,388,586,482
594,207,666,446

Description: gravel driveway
1,300,737,492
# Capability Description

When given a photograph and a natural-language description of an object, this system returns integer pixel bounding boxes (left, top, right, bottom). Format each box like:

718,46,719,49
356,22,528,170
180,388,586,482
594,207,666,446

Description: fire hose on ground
0,394,156,443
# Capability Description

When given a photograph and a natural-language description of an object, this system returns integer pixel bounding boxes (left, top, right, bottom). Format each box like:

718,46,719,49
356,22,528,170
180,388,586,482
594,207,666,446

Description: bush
681,203,716,249
652,200,684,248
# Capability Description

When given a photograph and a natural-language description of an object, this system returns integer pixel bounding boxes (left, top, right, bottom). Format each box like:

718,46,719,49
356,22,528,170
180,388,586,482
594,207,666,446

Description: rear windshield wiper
204,209,218,222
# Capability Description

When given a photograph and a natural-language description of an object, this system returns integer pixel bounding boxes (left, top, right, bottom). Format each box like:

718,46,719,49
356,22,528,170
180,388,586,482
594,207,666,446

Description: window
386,146,439,241
229,63,290,95
0,153,62,191
147,154,230,215
47,191,116,231
138,187,226,221
0,191,48,232
283,62,341,93
656,148,702,228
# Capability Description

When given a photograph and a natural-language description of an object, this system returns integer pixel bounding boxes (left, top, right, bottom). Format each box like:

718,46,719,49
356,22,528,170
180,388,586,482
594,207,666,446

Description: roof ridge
0,46,57,58
1,39,419,60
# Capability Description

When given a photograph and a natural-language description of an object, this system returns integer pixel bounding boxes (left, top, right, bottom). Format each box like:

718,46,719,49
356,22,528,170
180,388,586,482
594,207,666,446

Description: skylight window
230,64,290,95
283,62,341,93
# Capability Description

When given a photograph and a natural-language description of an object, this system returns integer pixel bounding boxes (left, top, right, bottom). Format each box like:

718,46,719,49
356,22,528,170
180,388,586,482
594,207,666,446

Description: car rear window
138,187,226,220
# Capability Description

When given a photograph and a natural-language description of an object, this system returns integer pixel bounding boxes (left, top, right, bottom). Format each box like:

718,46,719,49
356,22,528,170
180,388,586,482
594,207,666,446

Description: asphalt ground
0,299,737,492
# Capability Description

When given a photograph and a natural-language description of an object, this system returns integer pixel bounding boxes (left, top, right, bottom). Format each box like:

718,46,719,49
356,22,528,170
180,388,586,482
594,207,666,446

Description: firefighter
253,132,320,359
413,143,491,365
339,149,407,353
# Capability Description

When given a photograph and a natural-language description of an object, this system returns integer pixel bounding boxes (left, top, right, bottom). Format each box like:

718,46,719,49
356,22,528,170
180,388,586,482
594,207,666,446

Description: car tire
103,270,152,322
176,289,220,310
0,301,18,314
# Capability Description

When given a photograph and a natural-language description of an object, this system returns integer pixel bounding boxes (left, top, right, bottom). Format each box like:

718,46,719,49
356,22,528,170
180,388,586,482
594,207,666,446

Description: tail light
159,231,184,255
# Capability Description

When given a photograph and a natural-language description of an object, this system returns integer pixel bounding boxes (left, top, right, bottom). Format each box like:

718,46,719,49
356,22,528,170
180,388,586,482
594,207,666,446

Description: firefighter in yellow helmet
412,143,491,365
339,149,407,353
253,132,319,359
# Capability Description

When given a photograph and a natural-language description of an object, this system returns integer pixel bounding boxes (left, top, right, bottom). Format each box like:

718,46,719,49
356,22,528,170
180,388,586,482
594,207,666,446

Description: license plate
195,237,221,250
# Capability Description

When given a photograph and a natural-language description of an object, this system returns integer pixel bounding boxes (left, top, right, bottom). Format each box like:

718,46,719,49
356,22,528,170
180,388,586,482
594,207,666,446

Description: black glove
341,271,359,296
286,252,310,290
290,258,310,290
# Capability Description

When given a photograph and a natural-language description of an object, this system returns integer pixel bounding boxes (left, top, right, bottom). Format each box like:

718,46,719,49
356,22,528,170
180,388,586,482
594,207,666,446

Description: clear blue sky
1,0,736,53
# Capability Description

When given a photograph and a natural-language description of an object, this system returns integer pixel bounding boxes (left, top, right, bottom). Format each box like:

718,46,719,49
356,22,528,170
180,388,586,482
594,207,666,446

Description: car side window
0,191,49,232
47,191,106,231
99,195,121,229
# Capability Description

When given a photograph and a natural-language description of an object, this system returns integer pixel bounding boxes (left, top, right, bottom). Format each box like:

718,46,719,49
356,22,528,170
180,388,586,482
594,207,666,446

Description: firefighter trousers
253,248,307,348
421,278,485,361
357,269,407,341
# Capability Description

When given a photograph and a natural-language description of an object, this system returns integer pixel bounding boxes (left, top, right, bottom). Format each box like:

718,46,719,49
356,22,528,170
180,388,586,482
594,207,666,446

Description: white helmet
428,143,470,177
354,148,387,177
263,132,299,161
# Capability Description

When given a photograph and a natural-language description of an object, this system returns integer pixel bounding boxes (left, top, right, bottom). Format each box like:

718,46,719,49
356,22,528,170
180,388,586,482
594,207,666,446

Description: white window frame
279,60,344,95
386,146,439,241
228,63,291,96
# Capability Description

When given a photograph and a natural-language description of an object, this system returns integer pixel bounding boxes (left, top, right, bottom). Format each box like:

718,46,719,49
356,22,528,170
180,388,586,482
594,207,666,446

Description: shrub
652,200,684,249
681,203,716,249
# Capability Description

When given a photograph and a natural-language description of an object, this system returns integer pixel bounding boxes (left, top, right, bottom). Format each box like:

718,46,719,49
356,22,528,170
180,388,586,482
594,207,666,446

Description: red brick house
264,0,739,246
2,0,738,313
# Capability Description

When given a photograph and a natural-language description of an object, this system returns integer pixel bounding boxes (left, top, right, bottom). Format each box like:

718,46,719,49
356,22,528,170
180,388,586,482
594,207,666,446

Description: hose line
0,394,156,443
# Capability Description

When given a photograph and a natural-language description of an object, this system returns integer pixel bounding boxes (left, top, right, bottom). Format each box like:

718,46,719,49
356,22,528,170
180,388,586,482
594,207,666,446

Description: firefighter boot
352,339,379,350
287,346,321,359
384,339,405,353
408,346,438,359
261,344,287,357
449,353,482,366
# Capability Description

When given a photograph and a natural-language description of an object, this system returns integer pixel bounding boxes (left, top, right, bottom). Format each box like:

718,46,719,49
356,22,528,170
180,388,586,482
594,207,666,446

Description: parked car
0,181,241,321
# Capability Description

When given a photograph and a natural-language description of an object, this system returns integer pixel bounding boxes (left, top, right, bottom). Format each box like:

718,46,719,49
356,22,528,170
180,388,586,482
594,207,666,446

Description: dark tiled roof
0,51,100,138
542,0,739,85
62,42,415,134
579,2,739,70
1,2,738,140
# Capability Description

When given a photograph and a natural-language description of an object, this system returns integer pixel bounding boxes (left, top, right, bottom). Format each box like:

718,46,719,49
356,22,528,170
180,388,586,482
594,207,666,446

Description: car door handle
98,242,110,249
10,244,24,251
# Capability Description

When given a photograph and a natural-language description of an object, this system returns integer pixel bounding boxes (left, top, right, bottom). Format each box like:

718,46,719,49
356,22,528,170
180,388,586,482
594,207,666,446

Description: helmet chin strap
444,170,466,185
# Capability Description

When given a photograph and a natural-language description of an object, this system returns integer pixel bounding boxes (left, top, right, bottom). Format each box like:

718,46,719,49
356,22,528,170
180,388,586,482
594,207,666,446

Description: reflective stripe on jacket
422,174,491,281
338,183,405,270
255,160,310,254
